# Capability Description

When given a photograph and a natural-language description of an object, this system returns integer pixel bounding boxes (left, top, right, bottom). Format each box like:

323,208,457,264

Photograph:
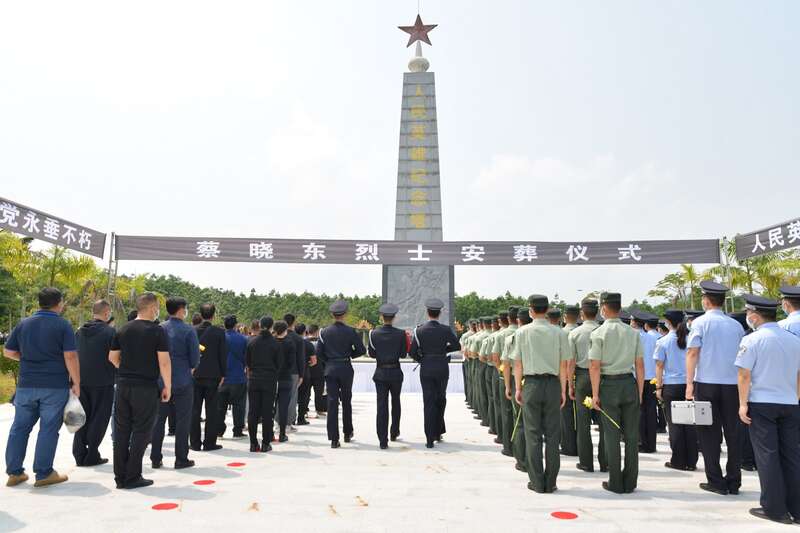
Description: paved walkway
0,394,784,532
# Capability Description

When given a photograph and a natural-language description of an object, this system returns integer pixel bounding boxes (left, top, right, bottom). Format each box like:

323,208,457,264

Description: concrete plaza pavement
0,393,787,533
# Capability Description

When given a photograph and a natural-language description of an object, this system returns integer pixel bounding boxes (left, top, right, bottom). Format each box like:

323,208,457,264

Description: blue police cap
700,280,729,295
425,298,444,311
329,300,348,316
685,310,704,319
619,309,631,323
379,303,399,317
630,309,649,322
727,311,748,330
780,285,800,298
743,294,780,311
663,309,685,324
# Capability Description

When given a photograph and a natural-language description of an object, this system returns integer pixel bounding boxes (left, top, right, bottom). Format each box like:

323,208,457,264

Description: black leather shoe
250,443,261,452
699,483,729,496
480,422,490,427
390,434,399,442
664,462,686,471
576,463,594,473
493,437,502,444
602,481,623,494
278,434,288,443
190,445,201,452
296,419,310,426
515,463,527,473
261,442,272,452
436,436,444,443
331,440,341,449
151,460,163,469
425,442,434,449
124,477,154,490
599,466,609,473
175,460,195,469
473,415,482,420
232,432,246,439
741,464,756,472
728,487,740,495
501,449,513,457
380,442,388,450
167,430,175,437
527,482,545,494
749,507,793,525
344,434,353,443
203,444,223,452
488,430,497,436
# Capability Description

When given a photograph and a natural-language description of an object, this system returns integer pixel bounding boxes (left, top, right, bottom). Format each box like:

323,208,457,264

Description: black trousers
662,384,698,469
420,358,449,445
695,382,741,491
113,384,159,486
639,381,658,452
151,384,193,464
740,421,756,468
191,378,220,449
167,404,176,433
749,402,800,519
217,382,247,436
375,379,402,444
73,384,114,466
276,379,293,436
298,369,312,420
248,381,277,446
326,365,354,441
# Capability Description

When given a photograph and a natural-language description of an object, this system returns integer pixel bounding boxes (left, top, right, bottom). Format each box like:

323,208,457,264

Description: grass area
0,372,15,404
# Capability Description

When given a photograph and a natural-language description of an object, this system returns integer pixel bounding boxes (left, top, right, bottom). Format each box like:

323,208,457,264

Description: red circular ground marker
193,479,216,486
152,503,179,511
227,462,246,467
551,511,578,520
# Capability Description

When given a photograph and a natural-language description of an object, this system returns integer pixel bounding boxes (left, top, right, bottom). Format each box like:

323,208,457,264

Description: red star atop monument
398,14,437,48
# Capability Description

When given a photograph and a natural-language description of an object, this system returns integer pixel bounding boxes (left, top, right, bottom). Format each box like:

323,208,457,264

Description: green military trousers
477,364,489,425
511,379,527,471
560,391,578,456
599,375,640,493
485,364,497,434
498,373,513,454
522,375,562,492
575,368,606,471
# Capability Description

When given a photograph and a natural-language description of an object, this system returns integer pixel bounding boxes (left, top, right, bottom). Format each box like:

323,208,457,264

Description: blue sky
1,1,797,305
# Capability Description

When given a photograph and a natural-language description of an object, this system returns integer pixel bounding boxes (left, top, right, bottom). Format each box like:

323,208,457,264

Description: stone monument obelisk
382,15,454,329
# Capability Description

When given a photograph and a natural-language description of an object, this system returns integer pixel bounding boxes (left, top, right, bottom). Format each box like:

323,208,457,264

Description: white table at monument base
352,360,464,393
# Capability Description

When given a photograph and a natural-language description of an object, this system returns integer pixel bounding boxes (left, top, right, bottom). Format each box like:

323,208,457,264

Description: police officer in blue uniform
368,303,408,449
686,280,745,495
735,294,800,525
779,285,800,337
409,298,459,449
631,310,658,453
315,300,366,449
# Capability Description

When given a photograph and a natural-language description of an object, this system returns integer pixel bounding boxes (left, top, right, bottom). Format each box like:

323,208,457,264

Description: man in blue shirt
4,287,79,487
150,297,200,470
779,285,800,338
631,311,658,453
686,280,745,496
217,315,248,439
736,294,800,525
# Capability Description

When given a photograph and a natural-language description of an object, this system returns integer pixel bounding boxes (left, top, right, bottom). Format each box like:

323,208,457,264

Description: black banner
0,196,106,258
116,235,720,265
735,217,800,260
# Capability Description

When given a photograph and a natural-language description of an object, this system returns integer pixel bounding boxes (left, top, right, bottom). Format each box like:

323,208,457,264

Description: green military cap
565,305,580,316
600,292,622,304
546,308,562,319
508,306,519,320
528,294,549,307
498,311,509,319
518,308,531,321
581,298,599,310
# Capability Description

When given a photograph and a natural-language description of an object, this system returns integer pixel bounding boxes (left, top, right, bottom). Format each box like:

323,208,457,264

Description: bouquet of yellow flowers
582,396,620,429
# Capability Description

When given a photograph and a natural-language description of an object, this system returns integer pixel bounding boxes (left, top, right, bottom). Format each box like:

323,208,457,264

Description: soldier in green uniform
569,299,606,472
488,312,511,442
511,295,570,493
460,320,477,408
480,316,501,434
560,305,580,457
589,292,644,494
509,308,532,473
471,318,492,426
494,307,518,455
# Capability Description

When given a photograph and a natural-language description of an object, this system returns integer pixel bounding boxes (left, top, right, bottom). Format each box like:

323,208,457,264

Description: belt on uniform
575,367,589,374
602,373,634,381
523,374,558,380
421,354,448,358
377,363,401,369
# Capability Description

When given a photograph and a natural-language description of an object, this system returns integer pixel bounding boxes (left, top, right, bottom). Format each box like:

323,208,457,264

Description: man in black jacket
295,323,317,426
191,303,226,451
368,303,408,449
315,300,366,448
409,298,459,448
73,299,116,467
283,314,306,430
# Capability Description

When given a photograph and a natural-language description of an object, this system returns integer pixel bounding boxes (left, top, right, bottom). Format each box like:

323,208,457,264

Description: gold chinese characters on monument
409,84,428,229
